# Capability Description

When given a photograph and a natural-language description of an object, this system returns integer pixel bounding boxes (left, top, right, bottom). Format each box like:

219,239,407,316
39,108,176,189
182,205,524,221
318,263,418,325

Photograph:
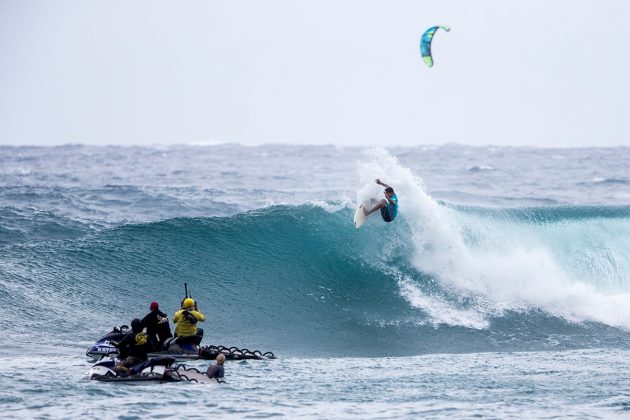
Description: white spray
357,148,630,330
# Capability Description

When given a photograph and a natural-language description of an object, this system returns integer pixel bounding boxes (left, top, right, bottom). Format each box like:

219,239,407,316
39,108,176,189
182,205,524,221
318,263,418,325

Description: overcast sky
1,0,629,147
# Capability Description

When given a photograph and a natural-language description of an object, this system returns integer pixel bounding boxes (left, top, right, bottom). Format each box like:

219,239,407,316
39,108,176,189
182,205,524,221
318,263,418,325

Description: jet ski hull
87,356,222,384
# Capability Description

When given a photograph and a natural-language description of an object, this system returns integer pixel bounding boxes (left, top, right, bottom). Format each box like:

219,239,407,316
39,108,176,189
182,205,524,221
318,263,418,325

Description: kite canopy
420,26,450,67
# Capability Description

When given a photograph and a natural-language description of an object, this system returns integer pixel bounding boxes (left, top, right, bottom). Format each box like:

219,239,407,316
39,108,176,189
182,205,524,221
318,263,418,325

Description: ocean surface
2,144,630,418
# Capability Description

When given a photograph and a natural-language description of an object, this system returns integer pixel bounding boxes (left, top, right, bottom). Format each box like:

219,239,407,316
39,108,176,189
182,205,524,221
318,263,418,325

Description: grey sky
1,0,629,147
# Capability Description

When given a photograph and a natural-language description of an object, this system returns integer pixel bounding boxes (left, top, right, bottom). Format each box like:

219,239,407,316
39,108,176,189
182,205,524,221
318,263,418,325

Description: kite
420,26,450,67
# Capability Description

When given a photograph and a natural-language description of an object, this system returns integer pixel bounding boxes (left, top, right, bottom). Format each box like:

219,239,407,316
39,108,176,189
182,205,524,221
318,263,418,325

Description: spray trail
357,148,630,330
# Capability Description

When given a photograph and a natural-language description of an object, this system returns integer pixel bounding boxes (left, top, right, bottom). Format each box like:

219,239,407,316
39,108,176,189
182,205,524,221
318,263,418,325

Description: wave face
2,146,630,357
3,205,630,356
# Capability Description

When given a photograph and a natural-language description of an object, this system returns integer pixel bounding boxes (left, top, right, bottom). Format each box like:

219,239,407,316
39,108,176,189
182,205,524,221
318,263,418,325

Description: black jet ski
86,326,204,361
86,325,129,360
88,356,180,383
87,326,276,361
151,336,277,360
147,335,204,360
87,356,223,384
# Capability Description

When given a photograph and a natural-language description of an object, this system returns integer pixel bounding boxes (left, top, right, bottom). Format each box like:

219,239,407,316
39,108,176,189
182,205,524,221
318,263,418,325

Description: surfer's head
384,187,395,196
150,301,159,311
216,353,226,365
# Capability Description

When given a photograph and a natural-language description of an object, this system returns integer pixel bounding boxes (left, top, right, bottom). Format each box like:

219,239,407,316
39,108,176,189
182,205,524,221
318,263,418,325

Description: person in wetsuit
173,298,205,337
206,353,225,379
112,318,151,374
141,301,173,351
363,179,399,222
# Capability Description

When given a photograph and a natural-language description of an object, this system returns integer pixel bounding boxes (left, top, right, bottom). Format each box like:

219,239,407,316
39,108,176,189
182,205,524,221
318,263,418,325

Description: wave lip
578,177,630,185
0,206,91,246
358,148,630,334
466,165,495,172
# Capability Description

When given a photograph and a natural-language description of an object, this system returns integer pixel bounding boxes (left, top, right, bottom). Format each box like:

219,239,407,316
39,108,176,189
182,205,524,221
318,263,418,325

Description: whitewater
2,144,630,418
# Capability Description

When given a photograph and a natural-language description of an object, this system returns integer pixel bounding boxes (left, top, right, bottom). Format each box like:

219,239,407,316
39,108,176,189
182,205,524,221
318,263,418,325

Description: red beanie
150,301,159,310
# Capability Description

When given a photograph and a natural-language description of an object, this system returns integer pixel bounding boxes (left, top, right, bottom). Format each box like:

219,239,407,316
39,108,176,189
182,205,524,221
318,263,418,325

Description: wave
357,149,630,329
466,165,495,172
3,150,630,356
3,203,630,356
0,207,92,246
578,177,630,186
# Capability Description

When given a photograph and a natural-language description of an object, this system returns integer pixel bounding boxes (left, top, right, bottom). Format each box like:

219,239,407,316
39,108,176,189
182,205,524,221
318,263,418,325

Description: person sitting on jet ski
111,318,151,375
173,298,205,337
206,353,226,379
141,301,173,351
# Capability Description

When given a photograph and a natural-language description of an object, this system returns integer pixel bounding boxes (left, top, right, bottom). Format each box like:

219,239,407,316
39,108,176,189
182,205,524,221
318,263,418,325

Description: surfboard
355,198,380,228
354,204,367,228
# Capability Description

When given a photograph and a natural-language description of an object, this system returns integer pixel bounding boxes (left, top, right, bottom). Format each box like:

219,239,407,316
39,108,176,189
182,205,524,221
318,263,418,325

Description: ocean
2,144,630,418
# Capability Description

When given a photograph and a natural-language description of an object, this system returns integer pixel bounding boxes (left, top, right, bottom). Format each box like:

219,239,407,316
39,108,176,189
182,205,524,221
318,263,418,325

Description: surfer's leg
380,206,393,222
364,199,387,216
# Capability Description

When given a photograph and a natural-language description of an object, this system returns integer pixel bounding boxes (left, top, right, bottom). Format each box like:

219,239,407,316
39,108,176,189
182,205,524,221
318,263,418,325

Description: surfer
141,301,173,351
173,298,205,337
364,179,398,222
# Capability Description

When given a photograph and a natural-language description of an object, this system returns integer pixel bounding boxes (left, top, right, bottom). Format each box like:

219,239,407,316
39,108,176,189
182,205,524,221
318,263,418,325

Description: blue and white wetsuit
380,194,398,222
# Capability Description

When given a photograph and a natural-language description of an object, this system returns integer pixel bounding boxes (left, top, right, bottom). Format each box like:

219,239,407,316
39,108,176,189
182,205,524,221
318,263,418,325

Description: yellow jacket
173,309,205,336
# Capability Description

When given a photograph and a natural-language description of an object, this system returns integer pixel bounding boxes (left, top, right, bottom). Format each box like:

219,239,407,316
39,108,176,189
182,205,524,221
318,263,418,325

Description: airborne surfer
364,179,398,222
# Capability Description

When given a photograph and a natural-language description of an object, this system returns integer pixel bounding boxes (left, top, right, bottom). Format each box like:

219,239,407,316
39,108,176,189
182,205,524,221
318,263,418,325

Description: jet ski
87,326,204,361
88,356,180,383
87,326,276,361
87,356,223,384
86,325,129,360
148,335,204,359
151,336,277,361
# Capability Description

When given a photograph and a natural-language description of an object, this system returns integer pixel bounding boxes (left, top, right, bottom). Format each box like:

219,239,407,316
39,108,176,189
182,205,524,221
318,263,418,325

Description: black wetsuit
206,364,225,379
141,309,173,351
117,331,150,361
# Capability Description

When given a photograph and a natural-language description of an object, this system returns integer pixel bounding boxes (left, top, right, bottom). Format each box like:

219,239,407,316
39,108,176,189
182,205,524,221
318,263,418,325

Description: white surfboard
354,204,367,228
354,198,380,228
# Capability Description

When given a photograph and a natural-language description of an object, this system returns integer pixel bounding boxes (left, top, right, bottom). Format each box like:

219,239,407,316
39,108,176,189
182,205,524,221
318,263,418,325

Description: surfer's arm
375,179,391,189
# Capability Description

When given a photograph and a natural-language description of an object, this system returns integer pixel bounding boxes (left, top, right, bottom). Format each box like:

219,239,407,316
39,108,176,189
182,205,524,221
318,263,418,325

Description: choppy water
2,144,630,418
